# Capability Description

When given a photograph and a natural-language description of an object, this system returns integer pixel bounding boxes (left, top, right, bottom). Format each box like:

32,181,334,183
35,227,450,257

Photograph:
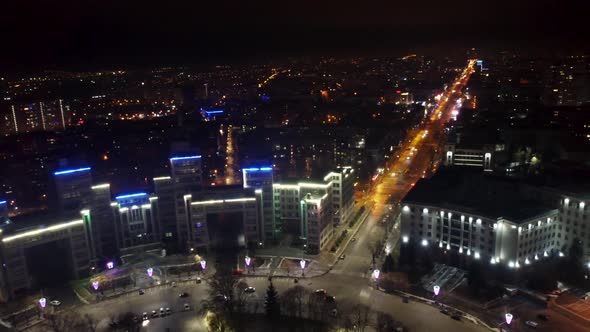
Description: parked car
339,254,346,260
351,238,356,242
50,300,61,306
159,308,165,316
325,295,336,303
165,307,171,315
142,312,149,321
244,287,256,293
196,277,202,284
183,303,191,311
331,308,338,317
151,310,158,318
525,321,538,328
179,292,189,298
402,297,409,303
138,289,145,295
537,314,548,321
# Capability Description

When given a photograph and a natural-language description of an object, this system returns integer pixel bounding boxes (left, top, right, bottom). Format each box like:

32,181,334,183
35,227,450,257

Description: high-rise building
111,192,160,253
2,100,70,135
242,166,275,242
53,166,92,215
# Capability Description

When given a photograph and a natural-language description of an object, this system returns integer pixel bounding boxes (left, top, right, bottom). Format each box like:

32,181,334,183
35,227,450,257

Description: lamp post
39,297,46,309
200,260,206,271
245,256,251,273
92,281,99,291
433,285,440,296
147,267,153,278
106,261,114,270
505,313,513,325
300,259,306,277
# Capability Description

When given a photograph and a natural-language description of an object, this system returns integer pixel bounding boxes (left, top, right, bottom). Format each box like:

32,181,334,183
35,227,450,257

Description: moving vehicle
151,310,158,318
142,312,149,321
159,308,165,316
165,307,171,315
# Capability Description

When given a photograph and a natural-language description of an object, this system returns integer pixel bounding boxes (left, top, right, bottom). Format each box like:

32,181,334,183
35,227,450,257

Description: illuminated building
2,100,70,135
0,216,91,301
186,187,260,249
153,154,203,251
242,166,275,241
53,166,92,214
111,193,160,252
400,170,589,268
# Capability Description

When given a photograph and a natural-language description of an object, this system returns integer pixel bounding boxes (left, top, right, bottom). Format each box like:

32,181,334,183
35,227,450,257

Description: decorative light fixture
505,313,513,325
92,281,99,290
433,285,440,296
147,267,153,277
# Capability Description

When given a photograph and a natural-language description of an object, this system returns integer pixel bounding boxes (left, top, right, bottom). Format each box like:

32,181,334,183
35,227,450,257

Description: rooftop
402,169,556,223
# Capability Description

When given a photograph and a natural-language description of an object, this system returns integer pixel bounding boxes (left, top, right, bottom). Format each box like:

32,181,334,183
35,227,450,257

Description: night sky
2,0,588,70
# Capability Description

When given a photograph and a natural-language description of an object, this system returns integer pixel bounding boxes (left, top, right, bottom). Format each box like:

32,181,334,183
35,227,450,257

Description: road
28,61,480,332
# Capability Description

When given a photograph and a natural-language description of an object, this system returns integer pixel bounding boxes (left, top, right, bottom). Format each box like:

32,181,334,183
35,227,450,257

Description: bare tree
374,312,396,332
45,312,84,332
367,239,384,267
83,314,99,332
348,304,371,332
282,285,309,318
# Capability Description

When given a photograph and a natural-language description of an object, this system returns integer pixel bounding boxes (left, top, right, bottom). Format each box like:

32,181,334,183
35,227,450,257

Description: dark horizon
2,0,589,72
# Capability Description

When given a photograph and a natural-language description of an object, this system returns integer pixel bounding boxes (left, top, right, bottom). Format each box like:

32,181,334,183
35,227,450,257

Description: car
151,310,158,318
331,308,338,317
138,289,145,295
314,289,326,296
183,303,191,311
339,254,346,260
142,312,149,321
132,315,140,323
179,292,189,298
49,300,61,306
325,296,336,303
171,282,177,287
440,309,450,315
159,308,165,316
351,238,356,242
402,297,409,303
165,307,171,315
537,314,548,321
525,321,538,328
196,277,202,284
451,314,461,321
244,287,256,293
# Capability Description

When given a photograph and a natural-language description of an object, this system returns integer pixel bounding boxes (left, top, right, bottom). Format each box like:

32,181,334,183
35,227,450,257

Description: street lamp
106,261,114,269
372,269,380,280
92,281,99,291
147,267,153,277
505,313,513,325
200,260,207,270
39,298,46,309
245,256,251,270
433,285,440,296
300,259,306,276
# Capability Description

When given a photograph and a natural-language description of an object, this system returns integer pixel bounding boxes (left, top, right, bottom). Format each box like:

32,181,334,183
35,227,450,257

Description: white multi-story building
401,171,568,269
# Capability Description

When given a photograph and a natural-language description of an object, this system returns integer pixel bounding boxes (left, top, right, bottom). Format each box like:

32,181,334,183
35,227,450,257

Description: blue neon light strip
242,167,273,172
54,167,91,176
170,155,202,161
205,110,224,114
0,200,6,205
115,193,147,200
